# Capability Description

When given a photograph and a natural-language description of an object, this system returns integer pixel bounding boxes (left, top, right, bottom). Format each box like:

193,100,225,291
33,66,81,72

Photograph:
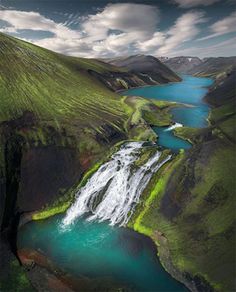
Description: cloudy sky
0,0,235,58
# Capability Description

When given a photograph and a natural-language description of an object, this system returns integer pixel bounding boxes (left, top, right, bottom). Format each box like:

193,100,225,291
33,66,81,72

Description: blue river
123,75,214,151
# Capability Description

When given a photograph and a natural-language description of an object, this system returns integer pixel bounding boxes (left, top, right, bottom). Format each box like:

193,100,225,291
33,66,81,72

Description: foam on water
164,122,183,132
63,142,171,227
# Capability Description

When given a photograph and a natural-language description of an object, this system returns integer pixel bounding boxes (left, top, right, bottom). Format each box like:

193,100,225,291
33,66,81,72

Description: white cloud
0,4,230,58
197,11,236,41
211,11,236,34
78,3,160,56
168,36,236,57
136,32,165,52
0,4,161,58
82,3,159,40
155,11,206,55
173,0,220,8
0,10,80,39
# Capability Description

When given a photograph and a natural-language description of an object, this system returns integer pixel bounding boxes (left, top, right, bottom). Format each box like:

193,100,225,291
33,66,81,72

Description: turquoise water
18,214,186,291
153,126,191,152
17,76,214,291
123,75,214,151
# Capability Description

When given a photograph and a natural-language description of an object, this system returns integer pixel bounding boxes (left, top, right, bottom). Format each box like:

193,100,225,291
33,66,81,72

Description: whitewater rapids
164,122,183,132
62,142,171,227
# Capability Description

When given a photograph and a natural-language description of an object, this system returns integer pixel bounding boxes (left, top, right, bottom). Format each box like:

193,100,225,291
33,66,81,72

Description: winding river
17,75,213,291
123,75,213,151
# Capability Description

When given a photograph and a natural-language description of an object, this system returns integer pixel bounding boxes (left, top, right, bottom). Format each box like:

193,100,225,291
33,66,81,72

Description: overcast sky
0,0,236,58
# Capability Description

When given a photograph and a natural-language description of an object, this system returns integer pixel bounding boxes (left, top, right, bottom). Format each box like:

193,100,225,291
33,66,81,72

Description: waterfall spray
62,142,171,227
164,123,183,132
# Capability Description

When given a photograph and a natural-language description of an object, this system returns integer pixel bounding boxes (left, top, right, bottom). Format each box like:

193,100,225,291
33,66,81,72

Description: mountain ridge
102,54,181,84
159,55,236,76
159,56,202,74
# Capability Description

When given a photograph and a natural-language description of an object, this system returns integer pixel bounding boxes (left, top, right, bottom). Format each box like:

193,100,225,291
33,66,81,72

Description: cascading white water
164,122,183,132
62,142,171,227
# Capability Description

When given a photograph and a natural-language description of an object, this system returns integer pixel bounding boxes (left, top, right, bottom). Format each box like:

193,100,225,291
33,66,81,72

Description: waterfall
164,122,183,132
62,142,171,227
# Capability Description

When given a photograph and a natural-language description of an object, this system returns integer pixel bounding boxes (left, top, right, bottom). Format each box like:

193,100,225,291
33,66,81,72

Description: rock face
102,54,181,87
159,56,202,74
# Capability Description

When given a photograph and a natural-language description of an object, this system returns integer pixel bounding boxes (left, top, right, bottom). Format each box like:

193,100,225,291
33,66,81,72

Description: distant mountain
159,56,202,74
188,56,236,78
103,55,181,84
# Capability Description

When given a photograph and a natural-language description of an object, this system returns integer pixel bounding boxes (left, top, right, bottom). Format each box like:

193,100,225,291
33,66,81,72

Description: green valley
0,26,235,292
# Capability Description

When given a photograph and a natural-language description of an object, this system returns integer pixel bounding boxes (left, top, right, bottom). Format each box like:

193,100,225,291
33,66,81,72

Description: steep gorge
0,33,179,291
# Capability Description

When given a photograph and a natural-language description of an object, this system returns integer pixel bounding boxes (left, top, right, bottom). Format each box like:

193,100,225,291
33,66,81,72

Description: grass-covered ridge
0,31,179,225
0,32,128,131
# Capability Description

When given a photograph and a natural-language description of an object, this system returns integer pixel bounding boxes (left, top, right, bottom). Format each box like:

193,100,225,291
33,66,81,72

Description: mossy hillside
0,258,33,292
0,31,177,223
209,100,236,124
130,125,236,292
29,96,179,221
0,33,128,131
129,68,236,291
130,138,236,291
174,126,210,144
120,96,176,141
217,115,236,142
0,32,177,160
128,149,179,235
209,101,236,143
122,96,174,126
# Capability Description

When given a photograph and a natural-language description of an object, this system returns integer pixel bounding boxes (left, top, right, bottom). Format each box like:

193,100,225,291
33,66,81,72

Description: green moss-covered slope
0,32,177,223
0,32,179,291
0,32,130,234
0,32,129,130
130,68,236,291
